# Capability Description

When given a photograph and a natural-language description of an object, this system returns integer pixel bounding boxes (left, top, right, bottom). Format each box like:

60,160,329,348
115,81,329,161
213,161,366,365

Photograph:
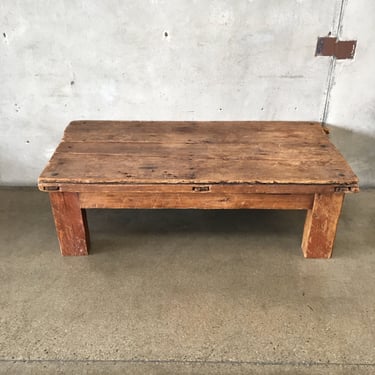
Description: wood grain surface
49,192,89,256
39,121,359,189
302,193,345,258
79,192,314,210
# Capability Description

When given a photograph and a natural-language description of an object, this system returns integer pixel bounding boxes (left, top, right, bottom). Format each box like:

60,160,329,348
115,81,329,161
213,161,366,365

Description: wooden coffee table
38,121,359,258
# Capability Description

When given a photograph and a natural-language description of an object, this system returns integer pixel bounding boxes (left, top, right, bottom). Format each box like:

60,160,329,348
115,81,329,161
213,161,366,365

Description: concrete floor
0,188,374,374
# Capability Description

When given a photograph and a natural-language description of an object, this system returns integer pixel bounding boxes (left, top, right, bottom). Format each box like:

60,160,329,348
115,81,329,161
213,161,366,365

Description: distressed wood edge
38,181,359,194
65,120,323,128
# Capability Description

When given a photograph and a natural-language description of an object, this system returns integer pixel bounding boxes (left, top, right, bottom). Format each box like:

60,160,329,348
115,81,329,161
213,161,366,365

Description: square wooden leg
302,193,344,258
49,192,90,256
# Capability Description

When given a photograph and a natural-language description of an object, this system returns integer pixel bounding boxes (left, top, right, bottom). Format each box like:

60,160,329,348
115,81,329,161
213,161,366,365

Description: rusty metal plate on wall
315,37,357,59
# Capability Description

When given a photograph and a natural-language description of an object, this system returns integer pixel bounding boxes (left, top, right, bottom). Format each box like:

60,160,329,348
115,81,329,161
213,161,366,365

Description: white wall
326,0,375,186
0,0,373,185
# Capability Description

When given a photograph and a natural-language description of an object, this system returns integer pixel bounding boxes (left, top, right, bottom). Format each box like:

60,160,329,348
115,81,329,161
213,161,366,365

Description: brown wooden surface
40,182,356,194
302,193,344,258
49,192,89,256
39,121,359,189
40,121,358,258
79,192,314,210
42,183,352,194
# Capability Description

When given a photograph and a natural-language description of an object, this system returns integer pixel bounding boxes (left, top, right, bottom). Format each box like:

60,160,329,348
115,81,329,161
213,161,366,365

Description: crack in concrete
0,358,374,367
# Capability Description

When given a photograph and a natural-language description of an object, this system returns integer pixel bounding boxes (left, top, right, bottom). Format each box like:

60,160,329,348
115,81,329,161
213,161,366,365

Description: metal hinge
334,186,354,193
43,186,60,191
192,186,210,192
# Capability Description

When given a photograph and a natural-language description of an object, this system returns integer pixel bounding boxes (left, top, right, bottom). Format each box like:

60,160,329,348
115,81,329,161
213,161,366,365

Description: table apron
78,192,314,210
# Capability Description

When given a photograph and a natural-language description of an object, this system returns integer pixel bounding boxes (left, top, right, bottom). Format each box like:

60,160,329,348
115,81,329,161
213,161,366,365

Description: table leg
302,193,344,258
49,192,90,256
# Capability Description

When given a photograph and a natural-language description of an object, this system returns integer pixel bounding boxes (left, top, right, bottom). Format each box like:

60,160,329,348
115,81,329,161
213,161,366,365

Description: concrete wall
326,0,375,186
0,0,373,185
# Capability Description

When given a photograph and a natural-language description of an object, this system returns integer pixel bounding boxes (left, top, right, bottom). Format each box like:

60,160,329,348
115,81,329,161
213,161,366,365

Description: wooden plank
54,141,345,162
301,193,344,258
49,192,90,256
64,121,324,135
79,192,314,209
63,121,326,144
39,182,358,194
39,152,358,185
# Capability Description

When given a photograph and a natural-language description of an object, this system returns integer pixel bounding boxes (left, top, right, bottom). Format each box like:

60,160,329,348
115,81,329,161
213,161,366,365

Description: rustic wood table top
39,121,359,192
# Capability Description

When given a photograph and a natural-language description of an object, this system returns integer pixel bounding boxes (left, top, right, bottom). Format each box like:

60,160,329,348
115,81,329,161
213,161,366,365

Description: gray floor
0,188,374,374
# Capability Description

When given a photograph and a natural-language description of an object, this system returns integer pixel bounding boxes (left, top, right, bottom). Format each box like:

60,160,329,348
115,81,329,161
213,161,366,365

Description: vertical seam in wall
321,0,347,125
